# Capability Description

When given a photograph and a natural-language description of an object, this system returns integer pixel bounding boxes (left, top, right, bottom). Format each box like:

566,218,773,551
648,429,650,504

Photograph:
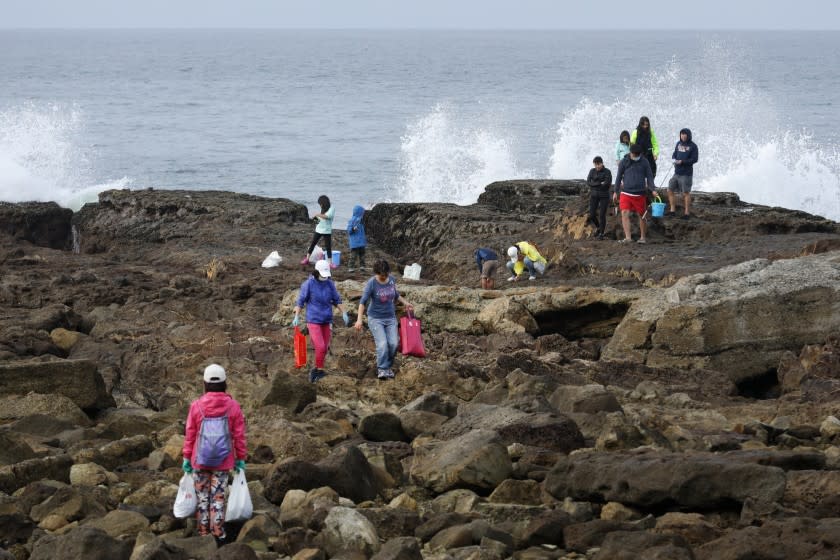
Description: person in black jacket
586,156,613,240
667,128,699,219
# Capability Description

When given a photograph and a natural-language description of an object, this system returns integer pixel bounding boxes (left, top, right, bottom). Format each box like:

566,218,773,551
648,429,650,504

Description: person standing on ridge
292,259,349,383
182,364,247,547
301,195,337,268
615,130,631,169
354,259,413,380
346,204,367,272
474,247,499,289
668,128,699,219
630,116,659,177
586,156,613,240
613,144,655,244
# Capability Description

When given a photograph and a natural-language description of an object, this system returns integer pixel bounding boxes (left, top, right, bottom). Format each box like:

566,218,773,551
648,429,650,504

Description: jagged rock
0,432,37,466
592,531,694,560
604,254,840,385
549,384,622,414
0,455,73,494
0,359,114,411
70,463,116,487
0,392,91,425
487,479,542,505
82,509,150,538
356,508,422,541
371,536,422,560
410,430,512,493
545,450,786,508
29,526,133,560
256,371,316,413
321,506,380,557
399,391,458,418
654,512,722,547
264,446,380,504
0,201,72,249
695,517,840,560
0,495,35,546
211,542,260,560
397,410,448,439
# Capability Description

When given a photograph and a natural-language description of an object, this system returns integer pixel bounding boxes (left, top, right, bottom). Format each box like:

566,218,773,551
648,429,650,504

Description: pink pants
307,323,332,368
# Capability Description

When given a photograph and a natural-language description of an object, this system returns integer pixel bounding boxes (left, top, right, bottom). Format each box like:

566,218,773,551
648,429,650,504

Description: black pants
307,232,332,258
349,247,366,268
646,153,657,178
588,193,609,235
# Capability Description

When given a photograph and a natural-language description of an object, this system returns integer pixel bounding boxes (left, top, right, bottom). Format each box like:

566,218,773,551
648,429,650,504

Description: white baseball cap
203,364,227,383
507,246,518,259
315,259,332,277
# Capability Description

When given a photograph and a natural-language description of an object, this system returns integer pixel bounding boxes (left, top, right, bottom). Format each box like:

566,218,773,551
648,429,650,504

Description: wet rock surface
0,184,839,559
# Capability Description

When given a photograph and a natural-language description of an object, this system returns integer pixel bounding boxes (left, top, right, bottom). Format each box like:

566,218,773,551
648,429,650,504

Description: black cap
629,143,643,154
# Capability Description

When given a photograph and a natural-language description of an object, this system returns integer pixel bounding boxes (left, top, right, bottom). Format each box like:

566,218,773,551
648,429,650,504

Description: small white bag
173,473,197,518
308,247,324,264
225,470,253,522
261,251,283,268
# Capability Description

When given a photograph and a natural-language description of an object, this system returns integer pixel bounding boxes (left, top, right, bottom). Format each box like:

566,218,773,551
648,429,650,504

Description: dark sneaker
681,214,691,220
385,369,395,379
309,368,326,383
377,369,389,380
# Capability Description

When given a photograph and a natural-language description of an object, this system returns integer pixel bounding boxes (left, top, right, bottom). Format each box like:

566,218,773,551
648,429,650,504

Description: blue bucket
651,202,666,217
331,250,341,266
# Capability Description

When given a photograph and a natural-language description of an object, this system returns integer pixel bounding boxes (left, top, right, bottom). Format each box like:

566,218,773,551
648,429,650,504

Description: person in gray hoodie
612,143,655,244
668,128,699,219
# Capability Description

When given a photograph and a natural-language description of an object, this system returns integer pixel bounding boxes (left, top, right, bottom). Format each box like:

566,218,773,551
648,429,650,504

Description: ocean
1,29,839,223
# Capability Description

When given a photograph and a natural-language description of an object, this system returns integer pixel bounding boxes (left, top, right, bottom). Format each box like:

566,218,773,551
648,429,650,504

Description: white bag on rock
173,473,197,518
403,263,422,281
261,251,283,268
226,470,253,522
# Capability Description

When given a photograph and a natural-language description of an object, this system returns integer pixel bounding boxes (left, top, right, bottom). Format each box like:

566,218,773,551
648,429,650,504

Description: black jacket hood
680,128,693,142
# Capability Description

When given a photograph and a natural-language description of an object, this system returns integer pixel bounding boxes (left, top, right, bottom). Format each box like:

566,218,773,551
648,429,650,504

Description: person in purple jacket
292,259,349,383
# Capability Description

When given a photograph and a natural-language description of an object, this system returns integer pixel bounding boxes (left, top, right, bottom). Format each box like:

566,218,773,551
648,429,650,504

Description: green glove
234,459,246,473
182,458,193,474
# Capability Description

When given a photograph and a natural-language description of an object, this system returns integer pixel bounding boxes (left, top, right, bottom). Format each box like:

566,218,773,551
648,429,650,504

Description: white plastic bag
173,473,197,518
261,251,283,268
226,470,253,522
403,263,422,281
308,246,324,264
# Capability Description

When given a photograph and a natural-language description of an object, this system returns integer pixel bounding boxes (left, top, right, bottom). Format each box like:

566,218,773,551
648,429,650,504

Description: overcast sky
2,0,838,30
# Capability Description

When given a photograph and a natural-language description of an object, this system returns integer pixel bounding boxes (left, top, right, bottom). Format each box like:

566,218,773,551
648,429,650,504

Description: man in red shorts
612,143,656,244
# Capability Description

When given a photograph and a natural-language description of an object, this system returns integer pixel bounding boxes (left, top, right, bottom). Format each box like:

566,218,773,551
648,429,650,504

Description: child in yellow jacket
506,242,547,282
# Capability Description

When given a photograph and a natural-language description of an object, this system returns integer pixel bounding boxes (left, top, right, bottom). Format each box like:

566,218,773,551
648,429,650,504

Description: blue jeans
506,258,536,277
368,317,398,370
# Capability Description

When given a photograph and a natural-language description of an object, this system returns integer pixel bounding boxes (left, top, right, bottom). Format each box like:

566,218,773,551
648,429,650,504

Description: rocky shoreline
1,182,840,559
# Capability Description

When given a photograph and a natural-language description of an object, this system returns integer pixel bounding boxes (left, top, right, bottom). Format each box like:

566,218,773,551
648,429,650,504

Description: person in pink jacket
182,364,247,544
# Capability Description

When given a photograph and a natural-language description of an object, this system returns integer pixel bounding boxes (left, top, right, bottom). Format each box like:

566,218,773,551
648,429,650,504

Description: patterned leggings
193,470,229,537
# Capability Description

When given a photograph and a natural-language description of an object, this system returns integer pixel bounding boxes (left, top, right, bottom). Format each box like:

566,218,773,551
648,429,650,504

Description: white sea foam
548,45,840,221
0,103,126,210
395,103,533,205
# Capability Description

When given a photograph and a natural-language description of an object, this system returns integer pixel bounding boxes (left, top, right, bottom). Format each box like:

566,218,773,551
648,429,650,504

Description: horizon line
2,26,839,32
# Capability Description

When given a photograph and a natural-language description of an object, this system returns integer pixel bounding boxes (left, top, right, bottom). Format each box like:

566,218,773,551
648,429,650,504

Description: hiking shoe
681,214,691,220
507,275,516,282
377,369,389,380
618,238,631,244
528,275,536,281
637,238,647,244
309,368,326,383
666,211,676,217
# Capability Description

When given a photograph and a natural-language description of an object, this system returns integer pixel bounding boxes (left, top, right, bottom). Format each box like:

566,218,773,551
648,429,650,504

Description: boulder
0,432,37,466
29,526,133,560
0,201,72,249
371,537,422,560
695,517,840,560
592,531,694,560
603,254,840,384
83,509,150,538
0,454,73,494
545,451,786,509
549,384,622,414
410,429,512,493
264,445,380,504
0,359,114,411
257,371,316,413
321,506,380,557
359,412,408,442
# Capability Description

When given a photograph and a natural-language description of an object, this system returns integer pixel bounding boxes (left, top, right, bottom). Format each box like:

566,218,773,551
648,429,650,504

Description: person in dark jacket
586,156,613,240
613,144,655,244
474,247,499,289
292,259,349,383
346,204,367,271
667,128,699,219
